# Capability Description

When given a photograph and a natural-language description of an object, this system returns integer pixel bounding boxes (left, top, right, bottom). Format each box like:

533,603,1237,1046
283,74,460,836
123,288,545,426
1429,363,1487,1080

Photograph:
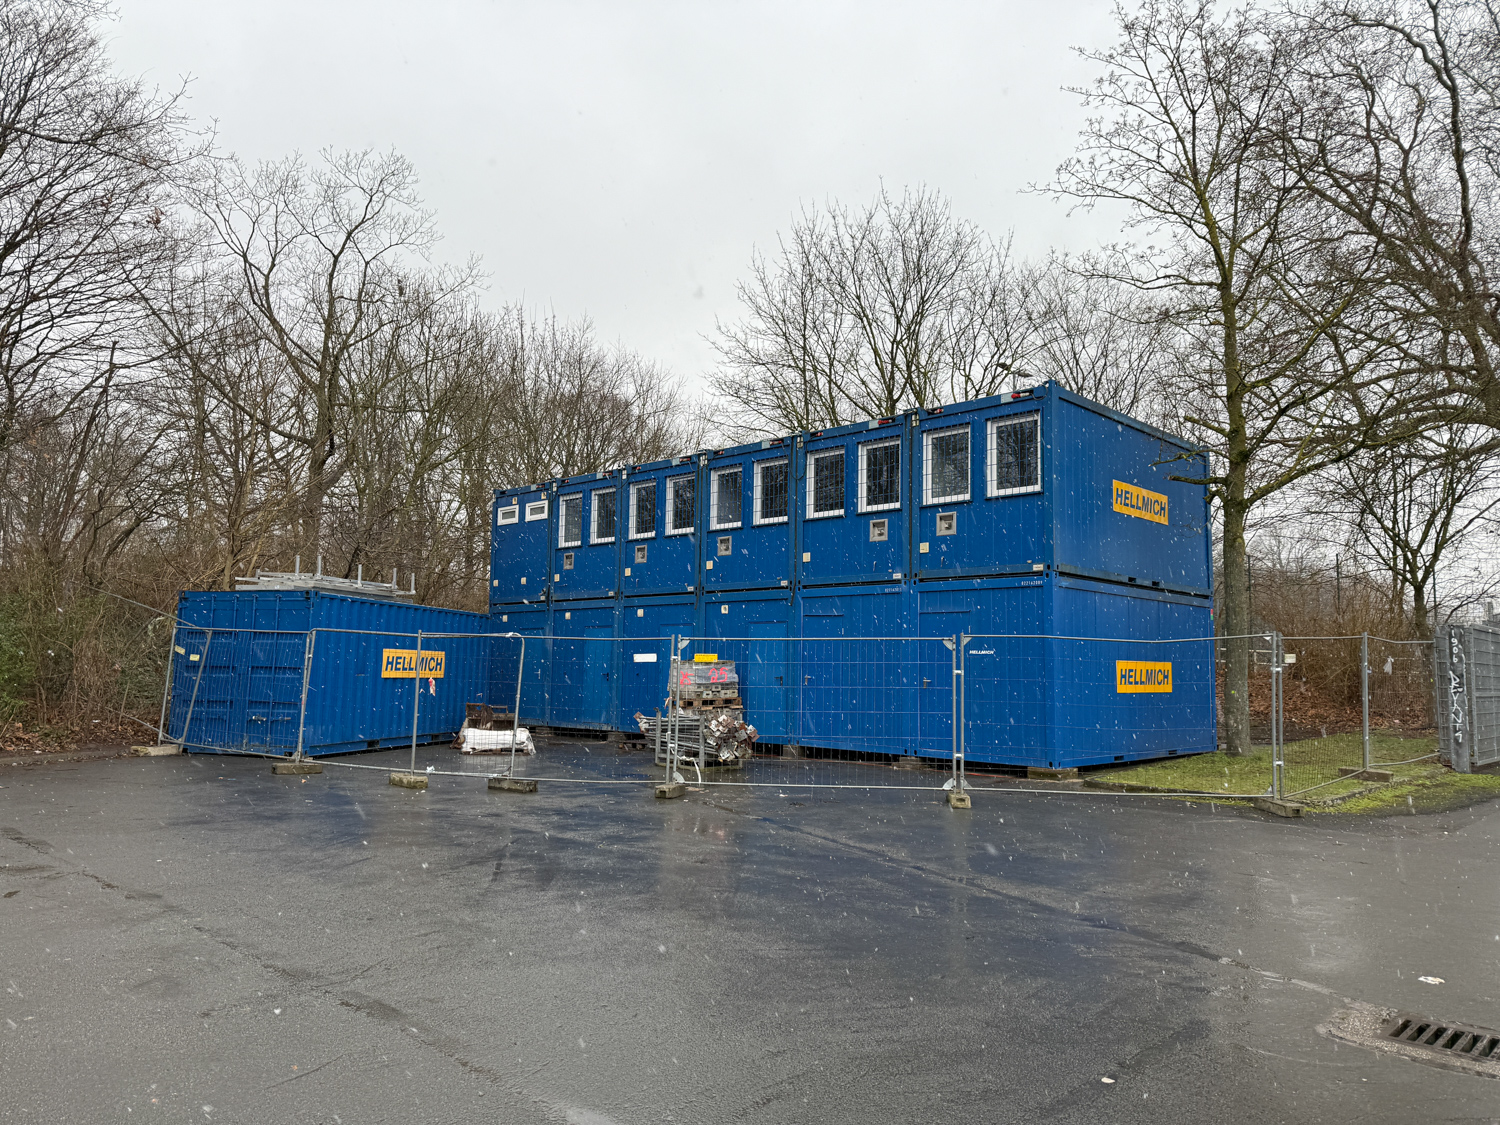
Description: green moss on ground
1090,733,1500,814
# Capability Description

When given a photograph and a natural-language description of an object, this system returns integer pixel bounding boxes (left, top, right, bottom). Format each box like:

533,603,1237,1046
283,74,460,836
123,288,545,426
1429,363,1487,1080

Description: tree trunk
1220,293,1252,757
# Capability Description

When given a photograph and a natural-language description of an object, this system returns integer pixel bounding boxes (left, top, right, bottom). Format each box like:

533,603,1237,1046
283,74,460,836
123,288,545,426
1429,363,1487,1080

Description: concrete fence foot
655,782,687,799
273,759,322,775
946,789,972,809
389,772,428,790
132,744,181,757
489,777,538,793
1251,797,1304,818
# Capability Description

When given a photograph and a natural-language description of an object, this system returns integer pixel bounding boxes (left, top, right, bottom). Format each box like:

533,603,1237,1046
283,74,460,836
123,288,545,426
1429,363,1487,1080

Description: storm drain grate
1384,1012,1500,1060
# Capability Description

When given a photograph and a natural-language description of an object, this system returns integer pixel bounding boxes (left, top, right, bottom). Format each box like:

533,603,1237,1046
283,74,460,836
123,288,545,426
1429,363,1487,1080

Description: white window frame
857,438,901,513
710,466,743,531
753,459,789,525
628,480,657,540
805,449,845,519
497,504,519,525
987,413,1043,498
557,493,583,548
524,499,548,522
923,424,971,505
590,487,617,544
666,475,695,536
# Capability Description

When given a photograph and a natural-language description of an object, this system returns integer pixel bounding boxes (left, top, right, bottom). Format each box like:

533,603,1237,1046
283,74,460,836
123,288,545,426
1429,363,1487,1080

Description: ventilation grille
1384,1012,1500,1060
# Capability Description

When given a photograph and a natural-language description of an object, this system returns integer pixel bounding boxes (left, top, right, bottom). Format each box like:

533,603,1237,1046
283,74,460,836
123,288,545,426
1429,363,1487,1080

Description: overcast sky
107,1,1128,392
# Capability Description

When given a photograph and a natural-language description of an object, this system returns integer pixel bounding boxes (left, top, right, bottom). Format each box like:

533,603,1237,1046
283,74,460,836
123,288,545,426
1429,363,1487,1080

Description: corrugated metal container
701,439,795,593
551,472,621,600
490,486,552,606
619,456,701,597
798,416,910,587
169,590,490,757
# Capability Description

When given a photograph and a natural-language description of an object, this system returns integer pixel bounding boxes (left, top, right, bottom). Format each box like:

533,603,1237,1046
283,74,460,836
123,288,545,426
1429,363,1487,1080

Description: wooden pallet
676,696,742,711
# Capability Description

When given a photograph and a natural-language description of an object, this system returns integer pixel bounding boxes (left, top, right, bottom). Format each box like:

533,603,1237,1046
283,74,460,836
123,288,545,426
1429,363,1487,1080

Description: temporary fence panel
490,486,552,606
913,391,1053,581
919,577,1048,764
551,472,622,601
1047,390,1212,595
619,595,697,728
700,590,795,743
169,590,491,756
548,601,619,730
1437,625,1500,774
796,584,916,756
620,456,701,597
702,441,796,593
798,418,910,586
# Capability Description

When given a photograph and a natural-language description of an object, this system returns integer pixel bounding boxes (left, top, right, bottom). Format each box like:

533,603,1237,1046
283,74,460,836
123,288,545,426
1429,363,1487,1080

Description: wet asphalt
1,743,1498,1125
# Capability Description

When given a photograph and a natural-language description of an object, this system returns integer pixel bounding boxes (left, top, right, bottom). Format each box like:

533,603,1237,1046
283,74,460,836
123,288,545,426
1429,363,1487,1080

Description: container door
916,609,966,759
745,621,790,744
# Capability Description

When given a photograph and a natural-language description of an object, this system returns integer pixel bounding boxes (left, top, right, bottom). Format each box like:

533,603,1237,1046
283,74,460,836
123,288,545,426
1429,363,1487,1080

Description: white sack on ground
459,727,535,754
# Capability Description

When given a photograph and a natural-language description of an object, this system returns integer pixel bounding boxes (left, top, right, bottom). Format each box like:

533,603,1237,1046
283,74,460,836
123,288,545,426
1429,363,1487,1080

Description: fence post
1360,632,1371,772
409,630,423,774
293,630,316,762
508,635,525,778
155,622,178,746
1270,632,1284,800
178,628,213,751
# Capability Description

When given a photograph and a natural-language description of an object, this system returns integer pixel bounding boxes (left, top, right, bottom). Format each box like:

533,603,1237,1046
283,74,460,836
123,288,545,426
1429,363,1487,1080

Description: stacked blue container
488,382,1216,768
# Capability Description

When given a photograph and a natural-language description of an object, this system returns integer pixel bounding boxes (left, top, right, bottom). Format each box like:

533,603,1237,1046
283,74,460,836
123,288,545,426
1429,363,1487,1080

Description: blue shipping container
169,590,491,757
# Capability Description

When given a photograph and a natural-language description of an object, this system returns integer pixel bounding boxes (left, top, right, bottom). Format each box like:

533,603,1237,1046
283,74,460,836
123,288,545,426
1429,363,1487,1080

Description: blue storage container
698,589,795,743
551,472,622,600
701,440,796,593
798,417,910,586
490,603,551,731
169,590,490,757
619,456,701,597
490,486,552,606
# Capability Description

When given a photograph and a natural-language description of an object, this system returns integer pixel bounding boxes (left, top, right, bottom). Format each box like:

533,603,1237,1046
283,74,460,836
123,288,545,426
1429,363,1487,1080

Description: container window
497,505,519,525
859,439,900,512
525,499,548,522
711,467,742,530
924,425,970,504
666,475,695,535
591,488,617,543
869,518,889,542
988,413,1041,497
807,449,844,518
558,494,582,547
755,459,789,524
629,481,657,539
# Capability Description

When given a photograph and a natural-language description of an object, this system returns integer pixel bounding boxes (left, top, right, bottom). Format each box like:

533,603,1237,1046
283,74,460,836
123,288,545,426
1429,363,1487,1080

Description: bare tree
1050,0,1389,754
0,0,188,459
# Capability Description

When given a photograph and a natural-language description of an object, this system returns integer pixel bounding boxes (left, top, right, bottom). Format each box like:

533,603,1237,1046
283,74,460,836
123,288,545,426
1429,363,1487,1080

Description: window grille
859,439,900,512
807,449,844,518
711,467,742,529
591,488,616,543
666,476,695,535
558,494,582,547
629,481,657,539
924,425,970,504
755,459,789,524
988,413,1042,496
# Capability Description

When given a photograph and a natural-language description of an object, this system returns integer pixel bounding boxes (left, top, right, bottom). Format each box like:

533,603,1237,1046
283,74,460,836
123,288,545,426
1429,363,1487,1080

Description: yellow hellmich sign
1113,479,1169,525
381,649,446,679
1116,660,1173,693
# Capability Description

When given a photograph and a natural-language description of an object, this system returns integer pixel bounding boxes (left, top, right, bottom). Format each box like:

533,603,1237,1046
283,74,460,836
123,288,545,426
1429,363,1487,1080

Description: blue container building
481,381,1215,768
